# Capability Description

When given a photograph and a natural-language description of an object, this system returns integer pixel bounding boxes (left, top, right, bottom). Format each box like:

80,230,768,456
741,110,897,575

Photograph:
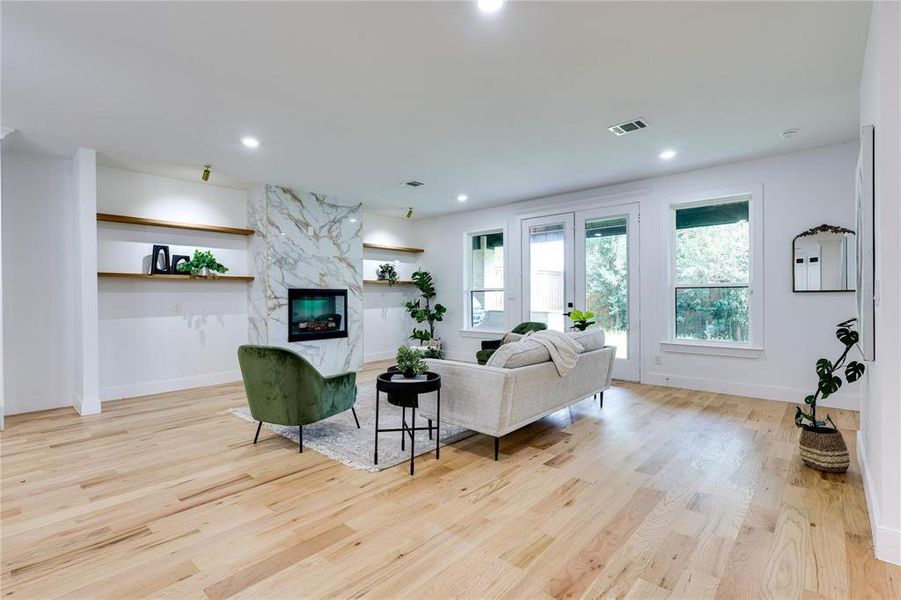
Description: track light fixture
201,165,211,182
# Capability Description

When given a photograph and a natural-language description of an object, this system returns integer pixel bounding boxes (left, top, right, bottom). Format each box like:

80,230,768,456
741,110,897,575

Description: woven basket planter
799,426,850,473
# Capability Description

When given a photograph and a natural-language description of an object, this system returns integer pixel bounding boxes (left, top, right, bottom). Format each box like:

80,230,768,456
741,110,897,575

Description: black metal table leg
374,389,380,465
428,419,433,440
401,406,406,451
410,406,416,476
436,388,441,459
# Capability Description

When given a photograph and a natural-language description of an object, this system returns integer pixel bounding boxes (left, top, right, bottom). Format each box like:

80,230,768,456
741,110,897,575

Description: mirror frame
792,224,856,293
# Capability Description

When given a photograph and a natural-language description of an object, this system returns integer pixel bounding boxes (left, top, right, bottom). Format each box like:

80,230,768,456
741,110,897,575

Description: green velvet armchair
475,321,548,365
237,345,359,453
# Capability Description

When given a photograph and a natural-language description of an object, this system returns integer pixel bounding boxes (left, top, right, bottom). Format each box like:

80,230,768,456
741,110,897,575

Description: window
672,196,752,344
467,230,504,330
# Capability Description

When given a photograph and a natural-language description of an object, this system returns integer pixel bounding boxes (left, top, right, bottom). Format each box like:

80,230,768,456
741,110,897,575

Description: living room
2,1,900,598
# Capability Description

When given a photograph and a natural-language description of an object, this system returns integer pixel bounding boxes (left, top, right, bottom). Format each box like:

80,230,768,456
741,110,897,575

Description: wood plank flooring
1,366,898,599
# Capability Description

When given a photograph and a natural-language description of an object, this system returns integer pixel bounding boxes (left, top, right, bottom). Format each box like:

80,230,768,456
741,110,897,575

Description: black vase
150,245,170,274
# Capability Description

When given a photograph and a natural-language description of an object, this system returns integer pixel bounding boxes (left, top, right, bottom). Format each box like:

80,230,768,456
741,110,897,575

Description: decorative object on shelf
375,263,398,286
405,269,447,346
150,245,171,274
568,309,596,331
395,346,428,379
170,254,190,275
794,318,865,473
793,224,857,292
177,249,229,278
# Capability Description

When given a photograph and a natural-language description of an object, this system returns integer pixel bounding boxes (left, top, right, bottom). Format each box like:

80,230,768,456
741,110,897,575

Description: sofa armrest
420,359,512,436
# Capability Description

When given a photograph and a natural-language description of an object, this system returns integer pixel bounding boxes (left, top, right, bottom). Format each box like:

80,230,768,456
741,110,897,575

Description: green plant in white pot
395,346,428,379
177,250,229,278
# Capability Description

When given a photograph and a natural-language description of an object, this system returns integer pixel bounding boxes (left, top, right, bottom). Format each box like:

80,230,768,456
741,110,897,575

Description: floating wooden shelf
363,279,415,285
98,272,254,282
97,213,255,236
363,242,424,254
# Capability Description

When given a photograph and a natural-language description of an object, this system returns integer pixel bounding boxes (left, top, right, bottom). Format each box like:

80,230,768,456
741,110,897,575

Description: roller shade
585,217,627,238
471,231,504,250
676,200,749,230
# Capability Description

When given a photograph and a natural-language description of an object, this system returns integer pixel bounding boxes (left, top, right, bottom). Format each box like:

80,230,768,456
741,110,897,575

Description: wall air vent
608,118,648,136
404,180,424,187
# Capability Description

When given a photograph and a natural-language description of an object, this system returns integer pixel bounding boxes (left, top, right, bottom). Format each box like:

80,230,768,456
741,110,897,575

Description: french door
522,203,640,381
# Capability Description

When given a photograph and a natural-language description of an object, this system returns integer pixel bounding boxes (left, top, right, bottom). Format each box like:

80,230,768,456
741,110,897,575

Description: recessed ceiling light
241,136,260,148
349,218,357,223
659,149,677,160
477,0,504,13
457,194,469,202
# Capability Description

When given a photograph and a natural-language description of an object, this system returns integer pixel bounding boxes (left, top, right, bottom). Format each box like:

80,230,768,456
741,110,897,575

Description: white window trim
463,226,507,333
663,184,764,357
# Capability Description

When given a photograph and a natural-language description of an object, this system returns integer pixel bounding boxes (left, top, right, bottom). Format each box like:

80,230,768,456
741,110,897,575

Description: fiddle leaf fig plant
404,269,446,345
569,309,596,331
795,318,865,430
177,249,229,275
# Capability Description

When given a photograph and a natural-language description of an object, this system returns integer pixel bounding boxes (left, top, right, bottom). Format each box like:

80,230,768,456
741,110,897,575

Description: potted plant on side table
795,318,866,473
396,346,428,379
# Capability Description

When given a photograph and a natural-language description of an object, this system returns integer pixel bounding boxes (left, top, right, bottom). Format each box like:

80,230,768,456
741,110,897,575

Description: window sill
660,340,763,358
460,329,506,338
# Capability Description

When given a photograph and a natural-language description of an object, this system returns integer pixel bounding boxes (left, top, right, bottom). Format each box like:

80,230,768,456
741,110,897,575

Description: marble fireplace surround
248,184,363,374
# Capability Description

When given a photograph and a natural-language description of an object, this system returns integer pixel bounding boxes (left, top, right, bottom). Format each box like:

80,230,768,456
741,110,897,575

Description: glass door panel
575,204,640,381
522,214,574,332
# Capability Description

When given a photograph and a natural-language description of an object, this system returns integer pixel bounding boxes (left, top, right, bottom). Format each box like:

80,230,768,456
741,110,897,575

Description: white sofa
420,342,615,460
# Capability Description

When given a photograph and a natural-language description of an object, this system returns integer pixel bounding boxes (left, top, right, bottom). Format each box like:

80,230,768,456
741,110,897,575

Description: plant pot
798,425,850,473
403,370,416,379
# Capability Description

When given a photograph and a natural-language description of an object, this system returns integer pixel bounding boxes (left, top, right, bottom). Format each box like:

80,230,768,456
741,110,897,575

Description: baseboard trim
100,371,242,402
857,430,901,565
73,393,101,415
641,371,860,410
363,350,398,363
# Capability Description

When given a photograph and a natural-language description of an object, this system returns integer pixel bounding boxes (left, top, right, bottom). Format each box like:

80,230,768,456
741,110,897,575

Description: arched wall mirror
793,224,856,292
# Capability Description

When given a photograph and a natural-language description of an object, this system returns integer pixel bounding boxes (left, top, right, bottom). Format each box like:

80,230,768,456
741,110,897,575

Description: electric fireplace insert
288,288,348,342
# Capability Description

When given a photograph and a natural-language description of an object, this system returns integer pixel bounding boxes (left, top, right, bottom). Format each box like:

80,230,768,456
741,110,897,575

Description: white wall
1,152,79,414
858,0,901,565
73,148,100,414
417,142,860,409
97,166,249,400
362,212,423,362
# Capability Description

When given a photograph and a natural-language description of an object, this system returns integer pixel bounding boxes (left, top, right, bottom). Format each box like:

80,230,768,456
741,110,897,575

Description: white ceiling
2,1,870,218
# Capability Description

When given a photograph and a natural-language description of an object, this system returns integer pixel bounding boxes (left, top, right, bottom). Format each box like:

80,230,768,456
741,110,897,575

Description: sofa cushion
568,329,605,352
485,339,550,369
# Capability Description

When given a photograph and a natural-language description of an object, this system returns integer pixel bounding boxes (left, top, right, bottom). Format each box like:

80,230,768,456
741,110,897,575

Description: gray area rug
228,381,475,472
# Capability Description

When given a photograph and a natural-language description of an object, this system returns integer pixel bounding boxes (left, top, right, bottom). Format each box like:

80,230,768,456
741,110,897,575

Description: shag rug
228,381,475,472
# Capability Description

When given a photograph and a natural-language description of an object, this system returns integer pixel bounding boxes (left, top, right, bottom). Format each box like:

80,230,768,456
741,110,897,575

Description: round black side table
374,371,441,476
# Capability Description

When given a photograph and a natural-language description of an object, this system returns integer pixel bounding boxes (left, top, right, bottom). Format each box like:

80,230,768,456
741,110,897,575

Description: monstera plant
794,318,865,473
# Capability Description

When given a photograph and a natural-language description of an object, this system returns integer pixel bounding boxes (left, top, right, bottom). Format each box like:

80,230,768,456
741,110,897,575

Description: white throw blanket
523,330,583,376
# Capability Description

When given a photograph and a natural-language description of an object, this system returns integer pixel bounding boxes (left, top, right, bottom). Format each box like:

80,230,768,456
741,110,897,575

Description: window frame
663,186,764,357
464,226,507,334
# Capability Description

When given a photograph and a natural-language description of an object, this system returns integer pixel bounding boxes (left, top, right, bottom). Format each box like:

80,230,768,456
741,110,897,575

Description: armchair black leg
351,406,361,429
298,425,303,453
494,436,500,461
253,421,262,444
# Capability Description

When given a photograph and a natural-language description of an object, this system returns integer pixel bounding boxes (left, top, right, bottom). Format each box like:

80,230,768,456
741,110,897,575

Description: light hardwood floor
1,365,898,599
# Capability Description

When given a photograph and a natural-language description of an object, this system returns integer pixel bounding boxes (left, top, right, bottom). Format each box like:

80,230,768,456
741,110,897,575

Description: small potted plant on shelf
177,249,229,278
375,263,398,286
568,309,596,331
396,346,428,379
794,318,866,473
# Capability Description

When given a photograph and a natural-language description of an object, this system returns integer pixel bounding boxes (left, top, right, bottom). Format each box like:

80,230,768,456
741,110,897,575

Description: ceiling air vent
404,180,424,187
608,118,648,136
